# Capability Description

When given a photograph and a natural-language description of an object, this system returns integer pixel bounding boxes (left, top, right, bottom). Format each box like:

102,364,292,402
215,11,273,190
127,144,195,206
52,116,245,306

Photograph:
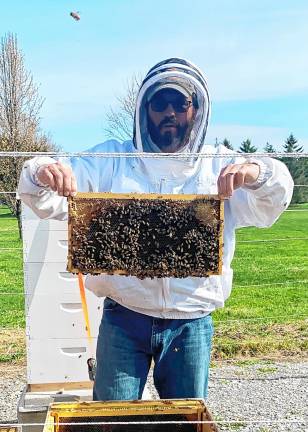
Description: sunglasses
149,92,193,113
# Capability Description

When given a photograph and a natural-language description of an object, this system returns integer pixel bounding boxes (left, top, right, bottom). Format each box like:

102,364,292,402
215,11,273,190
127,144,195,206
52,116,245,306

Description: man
18,58,293,401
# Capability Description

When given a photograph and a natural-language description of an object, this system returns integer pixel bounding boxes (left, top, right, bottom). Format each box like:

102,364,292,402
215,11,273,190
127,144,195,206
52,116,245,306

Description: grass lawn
213,203,308,359
0,203,307,363
0,206,24,361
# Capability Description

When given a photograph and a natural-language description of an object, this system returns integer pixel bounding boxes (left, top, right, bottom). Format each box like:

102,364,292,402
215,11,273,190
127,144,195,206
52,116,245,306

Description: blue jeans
93,297,214,401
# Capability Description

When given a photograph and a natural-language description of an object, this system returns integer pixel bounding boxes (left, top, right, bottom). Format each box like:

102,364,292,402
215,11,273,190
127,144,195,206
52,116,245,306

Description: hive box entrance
43,399,218,432
67,193,224,278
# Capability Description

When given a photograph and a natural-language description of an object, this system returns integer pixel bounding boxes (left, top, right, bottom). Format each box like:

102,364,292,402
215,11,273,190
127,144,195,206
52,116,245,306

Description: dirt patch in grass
0,362,26,379
0,328,26,364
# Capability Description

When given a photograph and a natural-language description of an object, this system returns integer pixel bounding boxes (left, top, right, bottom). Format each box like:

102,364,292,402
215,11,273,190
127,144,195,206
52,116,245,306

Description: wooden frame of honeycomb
67,193,224,278
43,399,218,432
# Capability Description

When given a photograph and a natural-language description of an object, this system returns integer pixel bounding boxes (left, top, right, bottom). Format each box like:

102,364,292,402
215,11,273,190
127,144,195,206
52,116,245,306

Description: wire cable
214,314,308,324
1,234,308,250
236,237,308,243
0,419,306,427
234,280,308,288
1,184,308,195
1,150,308,158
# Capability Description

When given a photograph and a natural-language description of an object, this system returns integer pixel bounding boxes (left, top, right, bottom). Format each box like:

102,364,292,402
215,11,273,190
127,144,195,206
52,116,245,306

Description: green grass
0,206,24,328
212,203,308,358
0,203,307,362
0,206,25,362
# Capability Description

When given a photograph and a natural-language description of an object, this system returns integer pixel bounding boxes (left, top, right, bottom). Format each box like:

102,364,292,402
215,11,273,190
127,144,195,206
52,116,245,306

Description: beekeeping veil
134,58,211,155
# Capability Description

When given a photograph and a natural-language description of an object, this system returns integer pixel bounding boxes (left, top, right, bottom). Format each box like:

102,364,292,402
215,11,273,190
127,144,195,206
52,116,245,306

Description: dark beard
147,115,189,150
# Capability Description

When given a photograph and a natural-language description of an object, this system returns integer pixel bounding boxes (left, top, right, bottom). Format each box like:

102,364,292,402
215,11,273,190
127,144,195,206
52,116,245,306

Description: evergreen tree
264,142,275,153
239,139,257,153
281,134,307,204
283,133,303,153
222,138,233,150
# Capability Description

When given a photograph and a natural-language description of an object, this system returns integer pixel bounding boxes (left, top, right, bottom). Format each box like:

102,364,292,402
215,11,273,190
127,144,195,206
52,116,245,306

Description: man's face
147,88,196,152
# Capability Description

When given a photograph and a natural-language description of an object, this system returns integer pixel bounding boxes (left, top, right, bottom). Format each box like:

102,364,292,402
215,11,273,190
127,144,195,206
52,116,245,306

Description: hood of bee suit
133,58,211,156
132,58,211,181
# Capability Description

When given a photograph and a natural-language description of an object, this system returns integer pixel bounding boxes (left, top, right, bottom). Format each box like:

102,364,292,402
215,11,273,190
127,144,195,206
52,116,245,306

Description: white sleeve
228,157,294,228
17,156,69,220
17,140,118,221
18,140,122,220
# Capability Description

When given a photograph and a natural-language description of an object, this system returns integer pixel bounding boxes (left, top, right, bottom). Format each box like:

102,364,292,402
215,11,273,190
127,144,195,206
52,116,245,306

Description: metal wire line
1,347,306,371
211,357,304,364
1,184,308,195
1,278,307,296
1,233,308,251
212,374,308,381
1,150,308,158
236,237,308,243
0,248,22,251
0,278,307,294
235,280,308,288
0,357,296,368
215,314,307,324
0,300,305,325
1,419,306,427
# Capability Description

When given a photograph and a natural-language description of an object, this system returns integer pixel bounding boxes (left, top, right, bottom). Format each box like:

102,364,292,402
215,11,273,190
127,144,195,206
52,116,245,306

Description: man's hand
217,163,260,199
36,162,77,197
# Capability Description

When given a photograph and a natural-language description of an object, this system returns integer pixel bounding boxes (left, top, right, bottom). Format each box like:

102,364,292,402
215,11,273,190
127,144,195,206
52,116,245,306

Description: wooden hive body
43,399,218,432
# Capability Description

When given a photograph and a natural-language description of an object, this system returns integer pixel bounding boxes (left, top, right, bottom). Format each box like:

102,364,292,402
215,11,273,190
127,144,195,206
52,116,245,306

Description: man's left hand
217,163,260,199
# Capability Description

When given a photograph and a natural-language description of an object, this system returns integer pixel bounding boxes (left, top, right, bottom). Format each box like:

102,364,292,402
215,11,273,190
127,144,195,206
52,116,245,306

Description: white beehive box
21,204,103,385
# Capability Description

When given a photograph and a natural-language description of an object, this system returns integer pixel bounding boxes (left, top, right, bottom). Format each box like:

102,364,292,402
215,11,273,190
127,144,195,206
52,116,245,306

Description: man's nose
163,103,176,116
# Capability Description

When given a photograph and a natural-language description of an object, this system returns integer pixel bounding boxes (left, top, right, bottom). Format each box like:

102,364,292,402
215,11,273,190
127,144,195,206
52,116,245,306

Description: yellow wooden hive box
43,399,218,432
67,193,224,278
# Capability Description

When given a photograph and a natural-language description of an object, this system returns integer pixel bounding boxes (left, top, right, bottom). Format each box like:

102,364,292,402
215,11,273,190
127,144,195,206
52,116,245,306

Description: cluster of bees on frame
70,198,222,279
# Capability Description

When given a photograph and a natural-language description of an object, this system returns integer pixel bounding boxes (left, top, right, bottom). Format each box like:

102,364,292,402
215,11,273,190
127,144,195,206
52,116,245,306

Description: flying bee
70,11,81,21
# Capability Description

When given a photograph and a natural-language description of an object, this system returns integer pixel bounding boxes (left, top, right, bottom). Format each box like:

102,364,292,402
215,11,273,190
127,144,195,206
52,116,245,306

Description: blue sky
1,0,307,152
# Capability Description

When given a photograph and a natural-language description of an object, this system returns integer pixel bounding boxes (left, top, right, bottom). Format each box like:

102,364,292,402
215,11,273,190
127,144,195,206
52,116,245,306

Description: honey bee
70,11,80,21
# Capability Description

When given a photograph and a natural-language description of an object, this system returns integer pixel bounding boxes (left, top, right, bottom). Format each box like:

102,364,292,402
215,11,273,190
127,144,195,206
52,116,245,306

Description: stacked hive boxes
22,204,103,385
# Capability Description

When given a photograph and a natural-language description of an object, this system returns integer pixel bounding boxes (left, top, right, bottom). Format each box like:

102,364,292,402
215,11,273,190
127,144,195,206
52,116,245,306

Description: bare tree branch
0,33,58,238
105,73,142,141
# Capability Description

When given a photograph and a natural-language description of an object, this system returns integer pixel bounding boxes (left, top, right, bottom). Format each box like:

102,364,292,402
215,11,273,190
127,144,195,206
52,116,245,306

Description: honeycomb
67,193,224,278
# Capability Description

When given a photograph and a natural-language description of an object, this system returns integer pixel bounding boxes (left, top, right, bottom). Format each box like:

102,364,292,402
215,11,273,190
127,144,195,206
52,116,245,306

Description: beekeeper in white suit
18,58,294,401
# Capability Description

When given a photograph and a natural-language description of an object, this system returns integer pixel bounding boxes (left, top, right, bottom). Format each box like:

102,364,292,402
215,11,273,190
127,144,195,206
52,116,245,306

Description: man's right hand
36,162,77,197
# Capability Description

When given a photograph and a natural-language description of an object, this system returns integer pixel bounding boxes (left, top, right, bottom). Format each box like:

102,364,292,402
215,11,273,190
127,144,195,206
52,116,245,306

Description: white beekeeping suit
18,57,294,318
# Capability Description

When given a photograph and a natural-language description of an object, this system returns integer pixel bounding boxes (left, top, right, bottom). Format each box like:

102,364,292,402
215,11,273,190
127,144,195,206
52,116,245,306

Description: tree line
217,135,308,204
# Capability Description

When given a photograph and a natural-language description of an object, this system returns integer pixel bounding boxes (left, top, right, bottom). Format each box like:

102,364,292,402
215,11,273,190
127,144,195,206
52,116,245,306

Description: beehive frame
67,193,224,278
43,399,218,432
